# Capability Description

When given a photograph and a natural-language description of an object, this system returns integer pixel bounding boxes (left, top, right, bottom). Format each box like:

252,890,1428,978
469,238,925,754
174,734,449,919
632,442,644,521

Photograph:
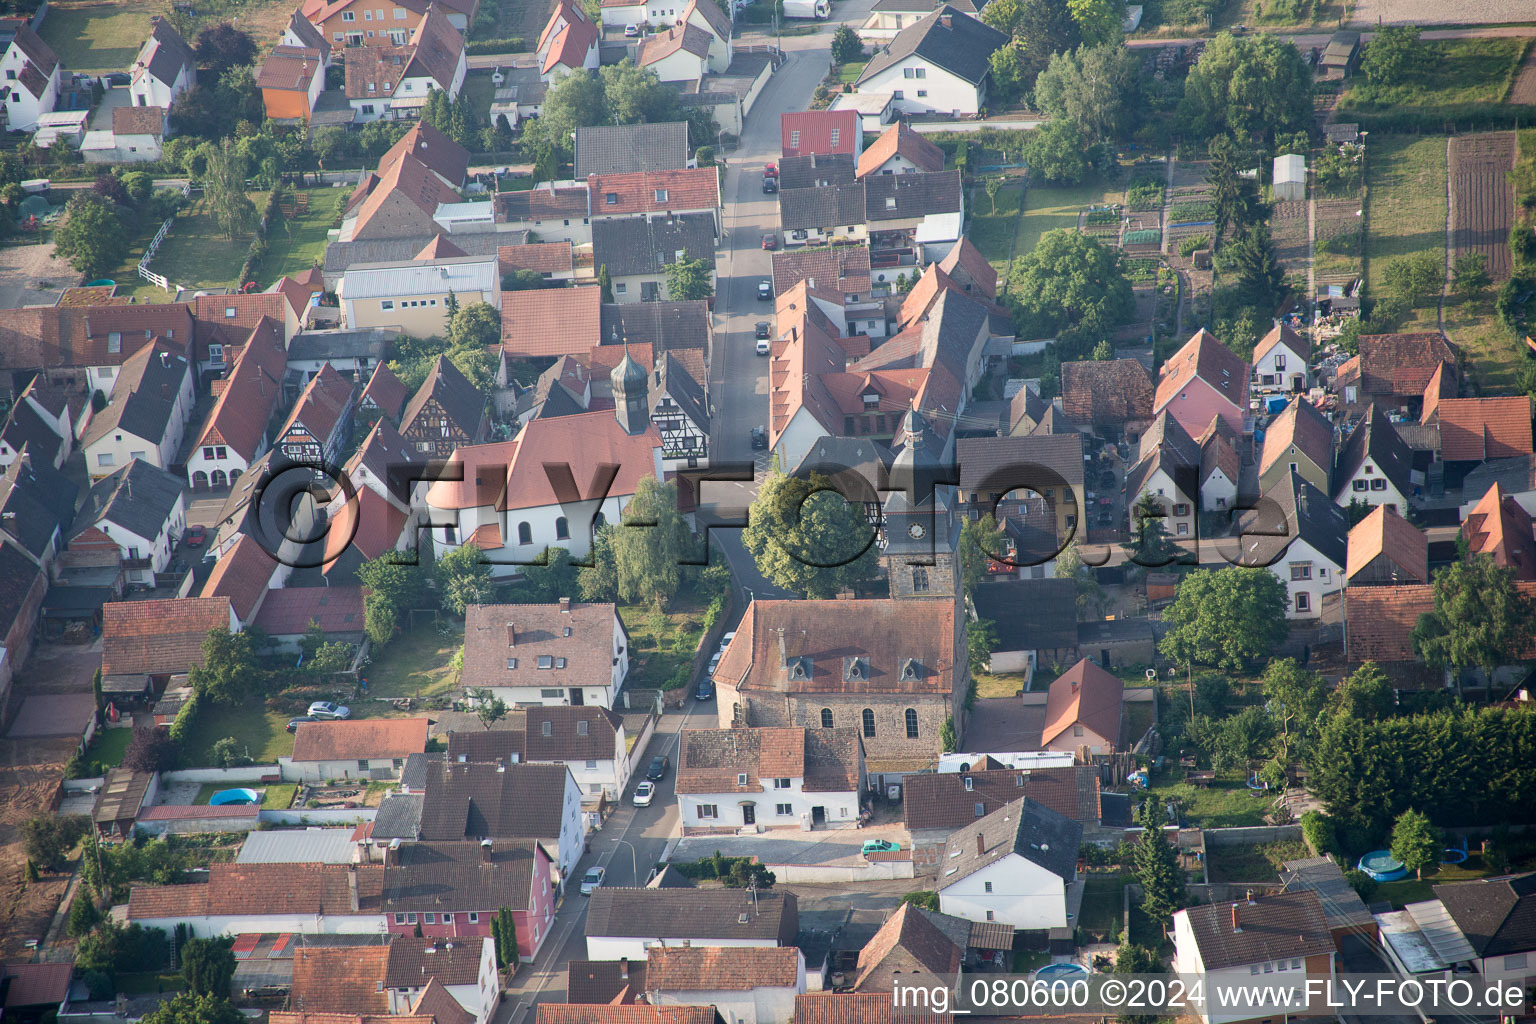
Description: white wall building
460,602,630,710
934,797,1081,931
0,26,62,131
675,727,865,834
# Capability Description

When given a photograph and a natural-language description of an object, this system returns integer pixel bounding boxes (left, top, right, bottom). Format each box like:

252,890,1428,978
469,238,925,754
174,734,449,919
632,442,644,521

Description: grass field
1445,302,1523,392
972,670,1026,699
186,701,296,764
1079,873,1130,942
1143,768,1272,828
1341,39,1529,113
834,61,867,85
86,727,134,770
968,181,1023,275
622,597,709,690
260,188,345,285
1014,182,1120,265
365,624,464,699
1363,135,1446,330
1206,840,1310,883
38,2,153,72
263,784,297,809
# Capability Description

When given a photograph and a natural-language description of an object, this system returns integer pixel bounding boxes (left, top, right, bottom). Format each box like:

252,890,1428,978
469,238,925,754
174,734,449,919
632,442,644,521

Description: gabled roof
1353,332,1457,398
904,765,1099,829
1344,584,1437,663
796,994,951,1024
1260,397,1334,480
361,362,410,421
347,152,463,240
382,839,541,912
538,1009,718,1024
194,316,287,460
400,356,486,443
638,22,712,66
1155,329,1250,415
574,122,690,179
499,242,576,276
865,170,962,221
600,301,711,353
540,0,599,74
497,184,590,223
413,760,572,840
80,342,189,449
292,718,431,762
199,533,278,622
781,110,860,158
101,597,232,676
1241,468,1348,572
956,432,1085,492
937,796,1082,887
591,213,716,278
285,8,332,59
646,947,801,992
72,460,184,546
857,5,1006,87
257,45,322,92
1461,482,1536,579
129,862,384,920
971,579,1077,653
1434,873,1536,958
588,168,720,217
457,601,619,690
586,888,798,944
778,182,865,231
1061,359,1154,426
133,17,194,89
1252,323,1310,363
278,362,354,454
448,705,621,762
252,585,366,636
1346,505,1428,584
411,980,473,1024
1177,891,1334,971
501,287,603,359
402,4,466,89
0,449,75,559
676,727,862,794
683,0,732,42
1040,658,1124,747
855,903,961,988
1434,397,1534,462
857,121,944,177
780,153,857,191
291,946,390,1014
1,398,65,469
8,24,58,81
567,962,648,1007
379,121,470,187
653,350,708,433
934,236,996,300
1333,404,1413,501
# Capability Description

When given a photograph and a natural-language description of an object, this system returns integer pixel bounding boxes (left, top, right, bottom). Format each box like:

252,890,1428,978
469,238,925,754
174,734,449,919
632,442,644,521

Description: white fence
259,808,378,826
161,765,282,784
137,181,192,292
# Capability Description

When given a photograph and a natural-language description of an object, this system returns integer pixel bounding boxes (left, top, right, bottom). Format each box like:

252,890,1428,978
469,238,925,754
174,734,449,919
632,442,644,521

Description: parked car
287,716,320,732
719,631,736,651
307,701,351,720
696,676,714,701
754,321,771,340
762,176,778,194
757,280,773,300
751,426,768,449
761,233,778,250
756,336,771,355
862,839,901,854
580,866,605,894
707,649,723,676
764,162,778,178
184,525,206,547
633,781,656,806
623,23,640,35
647,755,670,780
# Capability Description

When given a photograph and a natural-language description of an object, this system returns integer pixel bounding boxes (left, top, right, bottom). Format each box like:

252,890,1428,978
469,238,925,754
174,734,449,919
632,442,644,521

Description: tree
984,175,1003,214
1126,491,1182,568
597,263,615,303
202,138,256,242
969,618,998,676
608,476,691,605
448,302,502,350
1114,943,1162,1024
1361,24,1426,86
664,253,714,300
1134,798,1185,926
577,526,619,602
436,545,493,615
1206,135,1262,244
958,514,1006,591
363,592,398,648
181,938,236,998
1452,253,1491,303
1261,658,1327,761
601,59,684,125
1210,706,1275,770
831,24,865,64
68,892,101,936
1159,567,1289,673
1223,222,1285,311
1389,808,1440,880
939,716,957,753
901,890,941,911
1328,661,1394,723
493,907,519,968
1008,229,1134,339
187,627,262,705
448,343,498,392
357,555,428,612
981,0,1082,86
1179,32,1313,144
1055,541,1105,618
1067,0,1122,47
1092,339,1114,360
502,269,547,291
195,23,257,76
987,43,1030,105
1021,118,1092,185
467,688,509,728
518,547,581,603
53,193,126,278
139,992,245,1024
522,70,610,158
743,468,878,599
1343,497,1374,528
1385,250,1443,308
1414,553,1536,694
123,728,179,773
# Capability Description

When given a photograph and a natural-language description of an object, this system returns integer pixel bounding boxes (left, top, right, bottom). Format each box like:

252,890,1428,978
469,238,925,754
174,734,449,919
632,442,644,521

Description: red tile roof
199,533,278,622
129,863,385,919
279,362,355,448
587,168,720,219
796,994,952,1024
101,597,233,676
1061,359,1154,426
291,946,390,1014
195,317,287,459
1252,323,1309,363
854,903,961,988
361,362,409,421
416,235,467,260
291,718,431,762
1259,396,1334,479
1344,585,1437,662
856,121,943,177
257,45,322,92
459,601,620,694
501,286,603,358
323,483,408,573
1461,482,1536,579
934,236,997,300
2,962,73,1009
782,110,860,158
350,152,463,239
499,242,576,276
1354,332,1457,398
541,0,598,73
1346,505,1428,584
647,947,801,991
1435,397,1534,462
1178,891,1334,971
1155,329,1250,415
1040,658,1123,747
537,1009,718,1024
252,586,366,636
381,121,470,188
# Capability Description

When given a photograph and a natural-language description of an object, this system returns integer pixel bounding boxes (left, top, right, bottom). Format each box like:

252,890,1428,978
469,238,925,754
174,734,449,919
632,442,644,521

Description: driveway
671,821,909,867
0,243,79,309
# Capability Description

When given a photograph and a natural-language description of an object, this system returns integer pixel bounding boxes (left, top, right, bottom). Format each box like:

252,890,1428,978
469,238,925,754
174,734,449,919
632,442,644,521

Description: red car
761,233,778,250
184,525,206,547
764,162,779,178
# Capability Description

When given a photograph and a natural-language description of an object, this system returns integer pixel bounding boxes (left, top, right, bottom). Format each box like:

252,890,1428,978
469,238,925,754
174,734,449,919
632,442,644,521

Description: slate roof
71,459,182,546
600,301,711,353
857,122,944,177
937,796,1082,887
713,599,956,696
373,792,426,840
904,765,1098,829
1260,397,1334,481
0,450,75,559
857,6,1006,86
676,727,862,794
970,579,1077,652
778,183,865,230
134,17,194,89
956,432,1085,494
291,718,431,762
1333,404,1413,502
1178,891,1334,971
780,153,857,191
855,903,961,988
381,839,541,913
1241,468,1349,571
277,362,354,455
1434,397,1534,462
446,705,622,763
1060,359,1154,426
646,946,801,991
1433,873,1536,958
1346,505,1428,584
652,350,708,434
591,213,716,278
865,171,962,221
80,343,189,449
0,399,64,469
400,356,486,444
575,122,690,179
402,5,466,91
288,329,393,365
325,233,508,278
585,888,798,944
414,760,572,840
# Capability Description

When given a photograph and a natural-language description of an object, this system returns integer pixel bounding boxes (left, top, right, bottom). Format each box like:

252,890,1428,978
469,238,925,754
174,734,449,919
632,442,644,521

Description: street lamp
612,838,639,882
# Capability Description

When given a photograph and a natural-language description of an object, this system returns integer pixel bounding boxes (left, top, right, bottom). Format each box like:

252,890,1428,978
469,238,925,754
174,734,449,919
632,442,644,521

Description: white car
580,866,605,895
307,701,351,720
707,650,723,677
633,781,656,807
718,632,736,652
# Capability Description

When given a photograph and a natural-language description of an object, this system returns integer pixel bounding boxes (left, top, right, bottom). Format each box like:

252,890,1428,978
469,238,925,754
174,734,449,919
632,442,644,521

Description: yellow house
338,237,500,338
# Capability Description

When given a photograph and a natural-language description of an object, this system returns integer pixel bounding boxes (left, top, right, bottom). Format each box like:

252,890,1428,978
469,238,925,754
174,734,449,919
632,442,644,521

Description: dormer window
506,657,517,669
737,772,748,785
899,658,921,682
107,332,122,353
963,776,973,791
654,188,668,202
843,656,867,681
885,197,896,210
787,656,813,681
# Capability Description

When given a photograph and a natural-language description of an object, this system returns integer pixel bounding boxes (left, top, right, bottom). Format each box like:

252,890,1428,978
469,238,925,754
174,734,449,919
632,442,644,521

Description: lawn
973,670,1026,699
1205,840,1310,883
1143,768,1272,828
1363,135,1446,330
1123,699,1155,747
834,61,866,85
263,784,297,809
148,192,269,295
621,597,709,691
968,181,1023,276
87,727,134,770
1014,182,1119,265
37,1,152,72
1341,39,1529,113
1444,302,1523,392
259,188,346,286
185,700,295,765
1372,855,1509,908
1078,873,1130,942
364,624,464,699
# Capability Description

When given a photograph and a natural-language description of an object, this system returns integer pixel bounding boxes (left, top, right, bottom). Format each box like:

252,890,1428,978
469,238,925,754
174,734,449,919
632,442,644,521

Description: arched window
911,567,929,593
862,708,875,738
821,708,834,729
211,469,227,487
905,708,919,738
192,471,208,490
229,469,241,484
555,517,569,540
518,522,532,545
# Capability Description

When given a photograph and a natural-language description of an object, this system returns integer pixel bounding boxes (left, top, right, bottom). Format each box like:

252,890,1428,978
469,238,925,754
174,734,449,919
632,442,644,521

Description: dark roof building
1433,873,1536,958
937,796,1082,886
585,888,799,946
575,122,690,179
591,213,717,278
856,5,1006,87
903,765,1100,829
1060,359,1154,429
410,760,573,842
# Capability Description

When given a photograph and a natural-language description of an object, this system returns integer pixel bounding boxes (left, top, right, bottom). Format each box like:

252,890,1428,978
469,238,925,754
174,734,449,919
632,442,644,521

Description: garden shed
1274,155,1306,202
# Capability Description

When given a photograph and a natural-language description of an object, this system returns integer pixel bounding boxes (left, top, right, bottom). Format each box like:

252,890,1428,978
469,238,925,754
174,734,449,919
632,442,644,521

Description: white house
854,6,1007,116
460,600,630,710
447,705,633,801
345,5,466,121
423,410,664,571
382,936,500,1024
1240,469,1346,620
584,888,799,962
1333,404,1413,515
284,718,432,782
537,0,599,81
80,343,195,480
81,105,168,164
1252,323,1311,394
68,461,187,586
129,17,196,110
1125,411,1201,542
675,727,865,834
186,317,288,491
1172,891,1337,1024
935,797,1081,931
646,946,805,1024
1400,874,1536,989
1198,423,1240,513
679,0,732,73
1,25,62,131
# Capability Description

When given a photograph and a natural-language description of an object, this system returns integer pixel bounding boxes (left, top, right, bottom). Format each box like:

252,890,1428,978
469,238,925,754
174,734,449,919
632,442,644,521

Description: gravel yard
0,243,78,309
1351,0,1536,24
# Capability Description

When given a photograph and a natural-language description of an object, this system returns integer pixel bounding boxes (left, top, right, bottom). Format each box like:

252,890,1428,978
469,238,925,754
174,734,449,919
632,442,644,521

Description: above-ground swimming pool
1358,850,1408,881
1034,964,1092,981
1442,847,1467,864
210,788,260,805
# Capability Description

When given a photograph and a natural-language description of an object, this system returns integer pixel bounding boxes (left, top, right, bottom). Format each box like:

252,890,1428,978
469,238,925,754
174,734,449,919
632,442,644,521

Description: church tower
880,408,960,600
611,343,649,435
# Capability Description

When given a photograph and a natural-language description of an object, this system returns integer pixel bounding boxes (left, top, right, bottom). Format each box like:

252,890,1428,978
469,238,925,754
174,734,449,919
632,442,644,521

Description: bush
1179,234,1210,257
1301,810,1338,857
465,36,527,54
1344,868,1378,901
901,890,940,910
23,815,87,872
209,737,252,769
68,893,101,936
83,970,113,1000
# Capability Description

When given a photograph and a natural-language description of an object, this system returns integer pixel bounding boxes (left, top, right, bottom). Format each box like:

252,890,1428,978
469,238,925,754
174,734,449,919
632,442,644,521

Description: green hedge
1343,104,1536,134
466,37,527,54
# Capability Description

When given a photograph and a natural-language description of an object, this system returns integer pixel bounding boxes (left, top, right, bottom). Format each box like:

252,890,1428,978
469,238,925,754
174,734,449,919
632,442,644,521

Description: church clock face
907,522,926,540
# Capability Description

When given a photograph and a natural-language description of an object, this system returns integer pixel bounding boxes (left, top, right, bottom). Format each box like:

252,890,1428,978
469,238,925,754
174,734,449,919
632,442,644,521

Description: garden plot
1314,198,1363,284
1448,132,1517,282
1270,199,1310,271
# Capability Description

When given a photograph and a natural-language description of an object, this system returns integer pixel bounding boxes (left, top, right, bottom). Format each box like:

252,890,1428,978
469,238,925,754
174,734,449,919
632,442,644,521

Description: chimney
976,833,985,856
348,862,360,912
481,838,494,863
507,623,516,647
777,628,787,668
1246,889,1256,905
559,597,571,613
1231,904,1242,932
386,837,401,867
162,383,170,400
620,958,629,980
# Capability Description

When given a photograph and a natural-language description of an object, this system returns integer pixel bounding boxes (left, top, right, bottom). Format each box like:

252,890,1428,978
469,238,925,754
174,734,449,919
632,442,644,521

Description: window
963,776,974,791
605,192,618,205
443,913,454,924
540,688,563,698
829,128,840,147
737,772,749,785
1250,966,1261,976
97,453,115,467
577,720,589,736
1371,478,1387,491
423,912,435,923
790,130,800,148
364,8,372,18
555,517,569,540
654,189,668,202
361,104,374,114
1353,479,1367,491
397,6,407,15
468,912,480,923
203,446,217,460
394,913,408,924
537,655,554,669
985,910,995,921
357,759,370,771
406,913,418,924
518,522,532,544
1290,564,1311,581
698,804,718,819
916,90,927,97
1173,503,1190,516
1274,354,1286,370
342,9,355,19
541,721,553,737
905,708,918,738
1073,725,1084,737
974,802,984,816
585,760,598,770
1503,953,1528,970
107,332,122,353
862,708,876,737
381,300,394,310
1295,592,1311,612
821,708,834,728
911,567,929,593
984,881,993,893
507,657,518,669
777,803,793,815
774,778,791,789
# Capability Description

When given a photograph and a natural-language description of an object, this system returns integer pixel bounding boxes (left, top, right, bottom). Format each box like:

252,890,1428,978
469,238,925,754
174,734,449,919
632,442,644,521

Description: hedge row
465,36,527,54
1342,103,1536,134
